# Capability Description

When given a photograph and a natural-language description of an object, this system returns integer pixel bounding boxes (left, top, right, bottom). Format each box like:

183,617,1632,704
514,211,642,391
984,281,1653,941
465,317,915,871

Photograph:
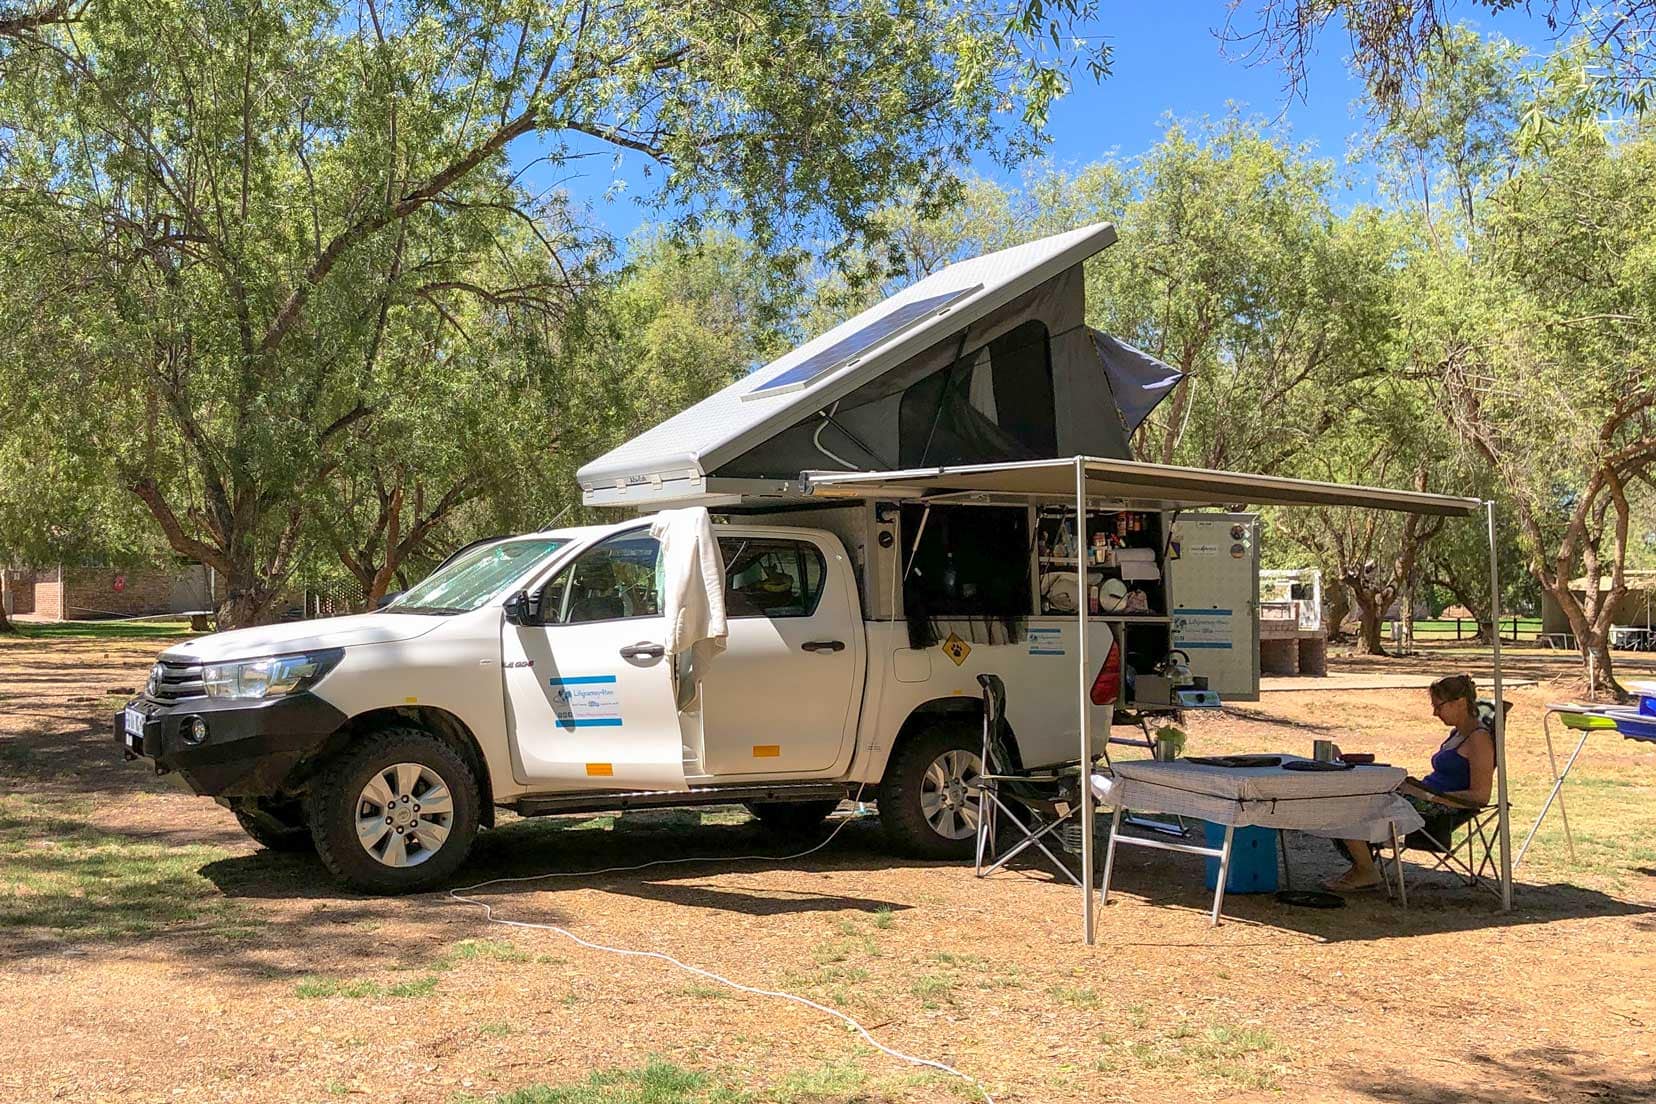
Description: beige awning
799,456,1482,517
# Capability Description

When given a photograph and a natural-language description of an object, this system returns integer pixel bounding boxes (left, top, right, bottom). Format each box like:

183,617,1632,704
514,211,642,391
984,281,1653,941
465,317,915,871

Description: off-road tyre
308,725,480,894
232,798,313,853
878,722,982,859
743,799,842,835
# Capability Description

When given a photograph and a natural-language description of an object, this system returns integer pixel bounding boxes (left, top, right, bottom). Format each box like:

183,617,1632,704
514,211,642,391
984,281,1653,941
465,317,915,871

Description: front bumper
116,691,349,797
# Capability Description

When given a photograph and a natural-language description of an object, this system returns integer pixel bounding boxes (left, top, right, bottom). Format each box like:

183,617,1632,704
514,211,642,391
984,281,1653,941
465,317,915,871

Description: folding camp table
1518,691,1656,869
1091,756,1425,925
1515,703,1616,868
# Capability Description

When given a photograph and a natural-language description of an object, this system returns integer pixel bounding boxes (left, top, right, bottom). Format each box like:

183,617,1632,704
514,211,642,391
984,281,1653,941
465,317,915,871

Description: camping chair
972,673,1086,888
1375,699,1510,902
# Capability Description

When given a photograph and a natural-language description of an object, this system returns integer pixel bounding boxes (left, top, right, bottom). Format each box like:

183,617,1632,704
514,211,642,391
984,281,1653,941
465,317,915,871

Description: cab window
718,537,826,619
542,533,662,623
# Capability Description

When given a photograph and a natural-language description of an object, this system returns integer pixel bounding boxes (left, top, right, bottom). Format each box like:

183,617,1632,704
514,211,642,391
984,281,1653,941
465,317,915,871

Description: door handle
619,642,665,659
802,640,846,653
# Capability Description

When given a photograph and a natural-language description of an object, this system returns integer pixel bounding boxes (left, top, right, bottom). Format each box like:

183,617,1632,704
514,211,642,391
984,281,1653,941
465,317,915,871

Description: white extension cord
445,790,994,1103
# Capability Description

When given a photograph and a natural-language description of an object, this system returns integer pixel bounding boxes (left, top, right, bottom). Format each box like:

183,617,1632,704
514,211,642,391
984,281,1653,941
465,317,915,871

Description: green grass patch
1051,984,1103,1009
474,1060,748,1103
771,1060,866,1102
0,793,242,939
295,974,440,999
478,1021,516,1039
1092,1018,1288,1090
909,973,954,1009
435,938,530,968
0,620,196,641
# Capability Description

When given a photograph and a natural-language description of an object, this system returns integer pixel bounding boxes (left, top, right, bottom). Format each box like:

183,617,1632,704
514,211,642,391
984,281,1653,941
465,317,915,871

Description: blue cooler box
1202,822,1280,894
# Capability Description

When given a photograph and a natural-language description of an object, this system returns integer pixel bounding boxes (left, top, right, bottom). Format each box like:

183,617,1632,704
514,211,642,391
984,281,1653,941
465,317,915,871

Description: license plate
124,706,146,750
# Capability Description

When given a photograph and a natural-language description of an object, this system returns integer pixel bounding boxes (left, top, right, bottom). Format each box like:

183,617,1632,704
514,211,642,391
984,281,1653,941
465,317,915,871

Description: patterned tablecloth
1091,755,1425,844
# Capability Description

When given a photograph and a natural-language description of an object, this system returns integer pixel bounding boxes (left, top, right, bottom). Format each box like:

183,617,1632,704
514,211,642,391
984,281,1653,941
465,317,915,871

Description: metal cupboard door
697,534,860,777
1167,513,1260,700
503,531,688,792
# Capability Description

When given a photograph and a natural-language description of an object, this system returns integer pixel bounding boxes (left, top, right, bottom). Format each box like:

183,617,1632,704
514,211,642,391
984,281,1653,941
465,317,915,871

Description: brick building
2,563,212,621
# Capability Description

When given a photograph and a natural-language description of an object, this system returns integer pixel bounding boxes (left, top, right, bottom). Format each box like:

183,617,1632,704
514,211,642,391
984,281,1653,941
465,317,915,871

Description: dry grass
0,636,1653,1104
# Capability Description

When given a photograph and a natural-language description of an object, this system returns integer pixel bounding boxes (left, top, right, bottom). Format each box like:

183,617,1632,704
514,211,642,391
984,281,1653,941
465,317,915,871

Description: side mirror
374,591,403,610
503,589,536,626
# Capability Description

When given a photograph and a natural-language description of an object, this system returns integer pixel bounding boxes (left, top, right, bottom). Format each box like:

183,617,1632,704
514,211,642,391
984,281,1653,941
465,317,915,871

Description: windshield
385,537,568,614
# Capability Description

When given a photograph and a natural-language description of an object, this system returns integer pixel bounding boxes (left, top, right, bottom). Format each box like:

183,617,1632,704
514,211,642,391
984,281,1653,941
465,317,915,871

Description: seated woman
1326,673,1495,891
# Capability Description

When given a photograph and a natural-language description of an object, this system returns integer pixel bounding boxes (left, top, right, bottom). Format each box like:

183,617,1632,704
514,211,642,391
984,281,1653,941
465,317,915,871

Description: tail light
1091,640,1121,706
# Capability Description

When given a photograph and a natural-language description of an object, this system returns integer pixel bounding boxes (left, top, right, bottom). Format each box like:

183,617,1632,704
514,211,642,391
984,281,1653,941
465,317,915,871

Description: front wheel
308,726,480,893
878,724,983,859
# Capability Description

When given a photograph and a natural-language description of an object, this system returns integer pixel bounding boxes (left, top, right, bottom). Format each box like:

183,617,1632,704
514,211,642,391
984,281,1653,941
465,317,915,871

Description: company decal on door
549,675,623,728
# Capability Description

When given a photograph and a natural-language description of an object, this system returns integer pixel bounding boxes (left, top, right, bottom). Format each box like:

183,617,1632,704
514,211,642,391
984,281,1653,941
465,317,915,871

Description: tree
1272,379,1462,655
1223,1,1656,124
0,0,1105,627
1420,133,1656,693
1084,120,1405,474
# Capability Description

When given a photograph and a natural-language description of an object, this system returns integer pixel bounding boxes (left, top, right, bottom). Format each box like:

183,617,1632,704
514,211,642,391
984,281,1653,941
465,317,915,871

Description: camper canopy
579,222,1185,509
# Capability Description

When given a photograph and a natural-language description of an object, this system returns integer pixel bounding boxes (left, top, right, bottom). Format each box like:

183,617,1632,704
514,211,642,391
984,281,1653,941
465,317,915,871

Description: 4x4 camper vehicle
118,223,1262,892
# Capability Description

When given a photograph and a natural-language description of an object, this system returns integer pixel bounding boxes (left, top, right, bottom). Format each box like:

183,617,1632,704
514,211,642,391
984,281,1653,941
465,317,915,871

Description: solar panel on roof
741,284,983,401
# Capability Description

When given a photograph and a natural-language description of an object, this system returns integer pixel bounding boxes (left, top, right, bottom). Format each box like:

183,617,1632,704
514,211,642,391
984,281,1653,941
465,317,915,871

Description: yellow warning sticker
752,745,781,758
585,763,614,777
942,632,972,667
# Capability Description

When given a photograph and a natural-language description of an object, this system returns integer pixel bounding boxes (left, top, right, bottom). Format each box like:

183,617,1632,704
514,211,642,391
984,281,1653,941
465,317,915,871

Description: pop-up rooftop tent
579,225,1513,942
578,222,1186,507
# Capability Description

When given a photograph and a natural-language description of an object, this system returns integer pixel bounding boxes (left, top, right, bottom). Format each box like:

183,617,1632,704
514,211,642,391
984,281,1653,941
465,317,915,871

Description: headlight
203,650,343,701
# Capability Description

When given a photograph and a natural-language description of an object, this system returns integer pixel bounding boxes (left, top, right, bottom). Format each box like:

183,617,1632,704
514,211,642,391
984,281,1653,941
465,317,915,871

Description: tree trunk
1352,590,1389,656
1326,581,1351,642
1551,582,1623,698
215,566,285,629
0,577,15,634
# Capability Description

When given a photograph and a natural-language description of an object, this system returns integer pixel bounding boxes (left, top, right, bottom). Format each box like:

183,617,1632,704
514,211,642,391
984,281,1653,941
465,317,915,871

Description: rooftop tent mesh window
898,320,1056,467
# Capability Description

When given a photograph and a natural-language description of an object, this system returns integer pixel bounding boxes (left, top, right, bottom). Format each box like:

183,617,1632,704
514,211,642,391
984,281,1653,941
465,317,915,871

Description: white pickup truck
118,512,1119,891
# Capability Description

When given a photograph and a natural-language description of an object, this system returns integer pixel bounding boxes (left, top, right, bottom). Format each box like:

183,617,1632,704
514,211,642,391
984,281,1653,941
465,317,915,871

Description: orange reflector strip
403,697,418,704
752,745,781,758
585,763,614,777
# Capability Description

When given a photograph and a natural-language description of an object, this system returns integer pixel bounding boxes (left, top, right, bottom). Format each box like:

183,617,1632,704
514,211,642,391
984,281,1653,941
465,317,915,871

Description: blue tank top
1421,728,1482,795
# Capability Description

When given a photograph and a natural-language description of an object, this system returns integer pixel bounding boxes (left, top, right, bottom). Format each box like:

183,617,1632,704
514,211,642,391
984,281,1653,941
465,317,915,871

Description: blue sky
523,5,1552,243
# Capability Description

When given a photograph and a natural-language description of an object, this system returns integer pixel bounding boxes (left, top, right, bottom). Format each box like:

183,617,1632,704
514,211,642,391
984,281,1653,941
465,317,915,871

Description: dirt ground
2,631,1654,1104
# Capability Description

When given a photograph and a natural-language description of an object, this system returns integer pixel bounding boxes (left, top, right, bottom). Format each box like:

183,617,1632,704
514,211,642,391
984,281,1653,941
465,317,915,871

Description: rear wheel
878,723,983,859
744,799,841,835
308,726,480,894
232,798,313,853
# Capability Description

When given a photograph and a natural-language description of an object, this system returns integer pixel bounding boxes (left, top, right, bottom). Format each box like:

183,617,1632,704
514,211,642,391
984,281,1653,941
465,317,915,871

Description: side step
513,782,851,819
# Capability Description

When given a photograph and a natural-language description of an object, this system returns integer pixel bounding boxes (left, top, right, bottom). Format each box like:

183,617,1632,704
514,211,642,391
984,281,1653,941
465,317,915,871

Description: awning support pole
1077,457,1095,945
1487,499,1513,911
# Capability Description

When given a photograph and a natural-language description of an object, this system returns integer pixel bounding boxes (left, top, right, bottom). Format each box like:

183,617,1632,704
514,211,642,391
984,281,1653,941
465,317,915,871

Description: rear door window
717,538,826,619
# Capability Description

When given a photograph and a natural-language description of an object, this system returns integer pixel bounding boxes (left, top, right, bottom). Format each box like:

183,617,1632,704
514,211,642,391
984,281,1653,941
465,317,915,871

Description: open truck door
502,530,688,792
1167,513,1260,701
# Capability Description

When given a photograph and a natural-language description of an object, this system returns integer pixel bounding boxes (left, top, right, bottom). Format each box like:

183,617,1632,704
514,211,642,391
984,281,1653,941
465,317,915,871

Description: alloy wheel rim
356,762,454,867
919,749,982,840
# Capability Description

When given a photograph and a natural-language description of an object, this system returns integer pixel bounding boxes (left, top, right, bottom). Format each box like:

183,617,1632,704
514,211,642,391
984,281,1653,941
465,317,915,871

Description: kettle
1155,648,1194,688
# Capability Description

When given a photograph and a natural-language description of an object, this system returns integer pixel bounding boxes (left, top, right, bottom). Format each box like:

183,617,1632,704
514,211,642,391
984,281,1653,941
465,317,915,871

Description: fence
1387,617,1542,643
